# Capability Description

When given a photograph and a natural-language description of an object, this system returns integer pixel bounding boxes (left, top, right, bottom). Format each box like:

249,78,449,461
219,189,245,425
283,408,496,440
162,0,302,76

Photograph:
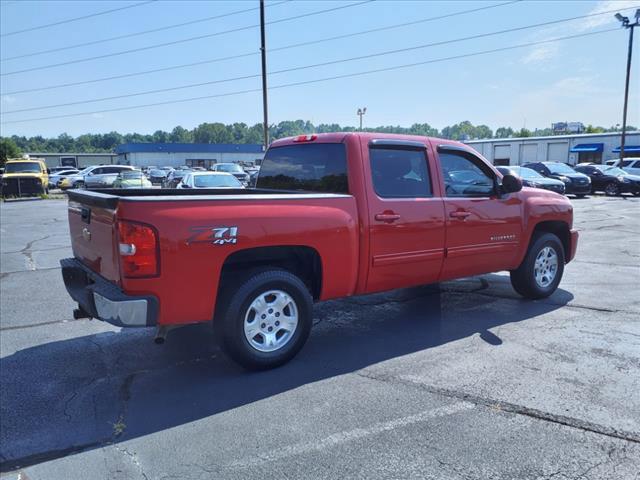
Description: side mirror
500,174,522,194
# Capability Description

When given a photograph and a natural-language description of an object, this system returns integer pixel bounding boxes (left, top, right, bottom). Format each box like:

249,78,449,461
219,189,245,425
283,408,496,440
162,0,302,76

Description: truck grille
1,177,44,196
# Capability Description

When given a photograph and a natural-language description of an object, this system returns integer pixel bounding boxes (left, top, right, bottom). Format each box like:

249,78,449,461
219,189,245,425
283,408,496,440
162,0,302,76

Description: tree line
1,120,635,162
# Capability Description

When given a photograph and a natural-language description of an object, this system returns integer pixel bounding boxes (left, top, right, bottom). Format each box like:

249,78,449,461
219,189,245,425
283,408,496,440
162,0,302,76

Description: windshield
194,174,241,188
149,170,166,176
602,167,626,176
120,171,144,179
514,167,543,178
546,163,576,174
216,164,242,173
5,162,42,174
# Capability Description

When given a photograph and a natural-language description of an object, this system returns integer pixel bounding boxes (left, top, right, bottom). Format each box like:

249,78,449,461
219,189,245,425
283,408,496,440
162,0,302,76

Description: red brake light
118,220,159,278
293,134,317,142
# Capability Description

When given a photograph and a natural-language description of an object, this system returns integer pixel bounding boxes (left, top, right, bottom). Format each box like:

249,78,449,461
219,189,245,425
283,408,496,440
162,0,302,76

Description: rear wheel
604,182,620,196
217,269,313,370
510,232,565,299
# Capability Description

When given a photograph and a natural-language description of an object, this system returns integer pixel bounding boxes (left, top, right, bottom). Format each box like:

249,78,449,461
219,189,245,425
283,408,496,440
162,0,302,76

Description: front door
364,139,446,293
435,146,523,281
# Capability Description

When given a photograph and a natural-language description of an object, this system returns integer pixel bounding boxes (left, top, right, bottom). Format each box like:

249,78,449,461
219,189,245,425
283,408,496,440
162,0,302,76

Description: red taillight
118,220,159,278
292,134,317,142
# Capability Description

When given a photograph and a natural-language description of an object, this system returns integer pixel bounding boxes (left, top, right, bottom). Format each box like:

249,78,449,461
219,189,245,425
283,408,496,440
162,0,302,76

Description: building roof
115,143,264,154
466,131,640,144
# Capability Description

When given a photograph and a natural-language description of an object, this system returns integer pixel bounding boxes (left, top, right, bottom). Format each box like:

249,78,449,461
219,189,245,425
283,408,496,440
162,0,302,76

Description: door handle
449,211,471,219
375,212,401,223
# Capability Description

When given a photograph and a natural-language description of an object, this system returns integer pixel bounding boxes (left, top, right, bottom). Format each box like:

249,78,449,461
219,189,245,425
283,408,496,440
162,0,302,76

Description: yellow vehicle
1,158,49,197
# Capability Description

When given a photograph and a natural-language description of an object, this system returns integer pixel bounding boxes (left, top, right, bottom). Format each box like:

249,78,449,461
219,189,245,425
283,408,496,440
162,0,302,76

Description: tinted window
369,147,431,198
4,162,42,173
516,167,543,178
258,143,348,193
216,163,243,173
439,152,495,197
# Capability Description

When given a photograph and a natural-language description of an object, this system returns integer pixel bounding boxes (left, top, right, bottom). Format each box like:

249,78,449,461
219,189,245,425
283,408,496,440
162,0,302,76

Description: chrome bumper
60,258,158,327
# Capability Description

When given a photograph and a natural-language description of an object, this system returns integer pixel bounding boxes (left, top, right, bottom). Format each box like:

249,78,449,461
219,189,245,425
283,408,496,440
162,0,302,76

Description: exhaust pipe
154,326,169,344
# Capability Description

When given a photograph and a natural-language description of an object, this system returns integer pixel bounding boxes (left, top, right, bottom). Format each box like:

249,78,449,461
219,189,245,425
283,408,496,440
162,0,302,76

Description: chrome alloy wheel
534,246,558,288
243,290,298,353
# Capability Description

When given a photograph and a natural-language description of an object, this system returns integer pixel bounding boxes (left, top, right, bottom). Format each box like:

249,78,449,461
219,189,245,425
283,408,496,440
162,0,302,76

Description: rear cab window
257,143,348,193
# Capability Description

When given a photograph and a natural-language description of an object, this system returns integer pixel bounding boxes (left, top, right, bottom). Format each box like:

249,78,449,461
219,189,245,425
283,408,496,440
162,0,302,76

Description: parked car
1,158,49,196
59,165,136,190
48,169,80,189
163,168,192,188
523,162,591,197
177,171,244,189
605,158,640,176
147,169,168,186
61,132,578,370
112,170,152,189
496,166,565,194
573,164,640,196
211,163,250,185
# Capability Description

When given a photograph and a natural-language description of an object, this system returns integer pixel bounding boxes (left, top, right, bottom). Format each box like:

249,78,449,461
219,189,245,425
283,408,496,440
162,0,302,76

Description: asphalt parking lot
1,195,639,479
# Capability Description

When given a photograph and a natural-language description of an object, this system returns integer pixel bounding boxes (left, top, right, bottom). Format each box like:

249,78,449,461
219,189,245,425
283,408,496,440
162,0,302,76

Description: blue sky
1,0,638,137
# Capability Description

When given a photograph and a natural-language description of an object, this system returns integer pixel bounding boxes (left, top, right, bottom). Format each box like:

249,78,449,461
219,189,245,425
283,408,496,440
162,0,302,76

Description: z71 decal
188,226,239,245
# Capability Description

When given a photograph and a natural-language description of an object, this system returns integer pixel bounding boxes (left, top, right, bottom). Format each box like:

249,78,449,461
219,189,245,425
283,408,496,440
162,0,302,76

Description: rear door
363,139,446,292
435,145,523,281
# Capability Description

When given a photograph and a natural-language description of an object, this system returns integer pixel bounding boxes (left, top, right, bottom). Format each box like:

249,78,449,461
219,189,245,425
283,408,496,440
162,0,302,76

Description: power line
2,0,520,95
1,28,617,125
0,1,156,38
0,0,374,77
2,10,628,115
1,0,291,62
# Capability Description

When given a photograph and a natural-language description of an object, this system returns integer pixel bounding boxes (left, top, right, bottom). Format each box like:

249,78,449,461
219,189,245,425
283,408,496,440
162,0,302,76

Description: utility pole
615,9,639,161
357,107,367,130
260,0,269,151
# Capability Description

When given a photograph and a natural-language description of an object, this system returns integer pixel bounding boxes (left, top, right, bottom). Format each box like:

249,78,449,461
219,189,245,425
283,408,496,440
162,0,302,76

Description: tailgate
68,193,121,284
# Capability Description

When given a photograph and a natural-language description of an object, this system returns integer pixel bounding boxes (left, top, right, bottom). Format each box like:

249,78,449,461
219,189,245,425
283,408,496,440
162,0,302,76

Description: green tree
513,128,532,138
495,127,514,138
193,122,233,143
169,126,193,143
0,137,22,166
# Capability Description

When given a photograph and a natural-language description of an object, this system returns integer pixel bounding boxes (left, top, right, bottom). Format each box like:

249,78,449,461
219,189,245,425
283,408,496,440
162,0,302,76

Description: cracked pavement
1,196,639,479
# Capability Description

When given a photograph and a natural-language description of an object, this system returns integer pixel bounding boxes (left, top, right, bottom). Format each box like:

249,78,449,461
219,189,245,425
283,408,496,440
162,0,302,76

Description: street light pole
260,0,269,151
357,107,367,130
615,10,639,161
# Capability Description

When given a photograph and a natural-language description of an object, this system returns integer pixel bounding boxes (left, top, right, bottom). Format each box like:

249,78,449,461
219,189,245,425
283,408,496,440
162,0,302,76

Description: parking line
228,402,475,469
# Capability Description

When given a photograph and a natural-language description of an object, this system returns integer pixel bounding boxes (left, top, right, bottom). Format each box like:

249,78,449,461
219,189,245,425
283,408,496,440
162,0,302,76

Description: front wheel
510,233,565,299
604,182,620,196
218,270,313,370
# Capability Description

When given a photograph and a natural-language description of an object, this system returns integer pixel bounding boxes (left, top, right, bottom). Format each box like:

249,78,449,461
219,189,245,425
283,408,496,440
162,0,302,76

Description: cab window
369,147,432,198
438,151,495,197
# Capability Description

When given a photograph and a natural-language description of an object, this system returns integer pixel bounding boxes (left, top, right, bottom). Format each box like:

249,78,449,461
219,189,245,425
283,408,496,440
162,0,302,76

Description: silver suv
66,165,136,189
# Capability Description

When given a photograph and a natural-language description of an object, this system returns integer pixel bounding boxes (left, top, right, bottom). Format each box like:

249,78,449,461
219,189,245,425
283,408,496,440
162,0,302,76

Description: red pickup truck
61,133,578,369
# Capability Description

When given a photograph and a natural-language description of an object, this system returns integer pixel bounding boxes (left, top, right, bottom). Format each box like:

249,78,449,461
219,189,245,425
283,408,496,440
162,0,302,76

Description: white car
605,158,640,175
177,171,244,189
48,169,79,188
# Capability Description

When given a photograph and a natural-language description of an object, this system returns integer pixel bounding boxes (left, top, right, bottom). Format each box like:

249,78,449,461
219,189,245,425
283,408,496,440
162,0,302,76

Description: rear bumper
60,257,158,327
567,229,579,263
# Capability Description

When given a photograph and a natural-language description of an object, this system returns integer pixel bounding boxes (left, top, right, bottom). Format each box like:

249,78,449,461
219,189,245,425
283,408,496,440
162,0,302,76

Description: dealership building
465,132,640,166
115,143,264,169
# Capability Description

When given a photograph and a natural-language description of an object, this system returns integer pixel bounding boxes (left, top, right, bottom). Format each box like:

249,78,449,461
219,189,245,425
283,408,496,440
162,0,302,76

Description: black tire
510,232,565,299
604,182,620,196
217,269,313,370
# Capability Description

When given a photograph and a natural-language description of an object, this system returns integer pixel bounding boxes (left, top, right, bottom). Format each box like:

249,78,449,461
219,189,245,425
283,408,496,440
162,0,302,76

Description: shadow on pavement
0,275,573,471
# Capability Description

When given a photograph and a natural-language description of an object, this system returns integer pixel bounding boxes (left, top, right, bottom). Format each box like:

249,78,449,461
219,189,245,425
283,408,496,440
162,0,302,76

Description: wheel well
532,221,571,261
220,246,322,300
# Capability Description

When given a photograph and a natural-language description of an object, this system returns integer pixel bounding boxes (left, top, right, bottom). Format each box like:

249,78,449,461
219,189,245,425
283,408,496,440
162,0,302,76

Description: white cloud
521,43,560,65
576,0,638,32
